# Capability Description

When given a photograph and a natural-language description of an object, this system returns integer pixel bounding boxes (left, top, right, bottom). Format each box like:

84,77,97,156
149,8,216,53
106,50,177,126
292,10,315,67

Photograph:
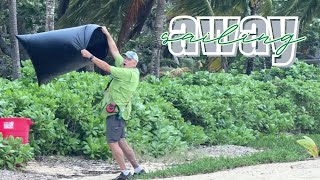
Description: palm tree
9,0,21,79
58,0,275,75
58,0,156,73
150,0,165,77
45,0,55,31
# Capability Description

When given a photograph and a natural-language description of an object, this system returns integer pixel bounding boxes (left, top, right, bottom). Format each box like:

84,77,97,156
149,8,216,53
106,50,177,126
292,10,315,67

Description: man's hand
81,49,111,73
81,49,93,59
101,26,110,36
101,26,120,60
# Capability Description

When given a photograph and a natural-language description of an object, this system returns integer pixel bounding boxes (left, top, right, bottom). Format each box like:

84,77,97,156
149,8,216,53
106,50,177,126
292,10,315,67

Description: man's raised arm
101,26,120,60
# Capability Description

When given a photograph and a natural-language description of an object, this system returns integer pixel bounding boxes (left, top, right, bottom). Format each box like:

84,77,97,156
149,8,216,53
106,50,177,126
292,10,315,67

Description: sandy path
66,159,320,180
157,159,320,180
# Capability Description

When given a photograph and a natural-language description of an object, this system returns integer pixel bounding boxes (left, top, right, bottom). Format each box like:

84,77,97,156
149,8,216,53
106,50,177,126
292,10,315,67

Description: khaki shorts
106,115,126,143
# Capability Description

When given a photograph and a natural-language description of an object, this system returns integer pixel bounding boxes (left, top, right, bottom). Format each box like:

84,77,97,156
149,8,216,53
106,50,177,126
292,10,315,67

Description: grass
137,134,320,179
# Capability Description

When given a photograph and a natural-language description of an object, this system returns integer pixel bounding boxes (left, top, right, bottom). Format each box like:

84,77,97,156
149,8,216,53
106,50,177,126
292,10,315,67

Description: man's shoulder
123,67,140,74
110,67,139,81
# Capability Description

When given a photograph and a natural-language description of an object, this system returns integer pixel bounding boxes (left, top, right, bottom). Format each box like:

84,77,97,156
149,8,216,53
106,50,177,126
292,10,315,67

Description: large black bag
16,24,108,85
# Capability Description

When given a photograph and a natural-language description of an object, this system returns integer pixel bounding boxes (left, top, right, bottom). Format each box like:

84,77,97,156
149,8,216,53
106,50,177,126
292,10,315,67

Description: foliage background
1,60,320,159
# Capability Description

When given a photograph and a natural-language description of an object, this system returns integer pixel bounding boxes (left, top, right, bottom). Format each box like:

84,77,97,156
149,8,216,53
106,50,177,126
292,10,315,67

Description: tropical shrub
0,60,206,159
0,134,34,170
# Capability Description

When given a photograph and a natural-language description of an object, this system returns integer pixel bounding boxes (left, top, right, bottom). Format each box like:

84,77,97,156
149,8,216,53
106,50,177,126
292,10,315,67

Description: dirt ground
2,145,319,180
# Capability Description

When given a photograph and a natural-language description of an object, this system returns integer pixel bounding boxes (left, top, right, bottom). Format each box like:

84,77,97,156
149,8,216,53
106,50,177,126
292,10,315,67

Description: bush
251,61,320,82
128,83,207,157
0,134,34,170
2,60,320,159
147,68,320,145
0,60,206,159
151,74,294,145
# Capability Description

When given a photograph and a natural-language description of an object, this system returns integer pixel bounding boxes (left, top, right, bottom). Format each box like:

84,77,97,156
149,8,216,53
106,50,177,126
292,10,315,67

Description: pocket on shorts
106,116,122,142
110,126,122,141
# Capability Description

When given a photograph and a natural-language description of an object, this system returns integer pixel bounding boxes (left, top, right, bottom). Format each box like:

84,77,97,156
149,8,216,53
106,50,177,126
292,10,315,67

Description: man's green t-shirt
100,54,139,120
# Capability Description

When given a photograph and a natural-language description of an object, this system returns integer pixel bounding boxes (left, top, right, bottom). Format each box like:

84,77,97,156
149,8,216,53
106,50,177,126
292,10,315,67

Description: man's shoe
112,172,132,180
133,169,146,177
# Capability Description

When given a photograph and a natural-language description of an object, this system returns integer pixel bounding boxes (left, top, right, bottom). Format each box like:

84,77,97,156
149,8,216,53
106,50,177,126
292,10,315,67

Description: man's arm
81,49,111,73
101,26,120,60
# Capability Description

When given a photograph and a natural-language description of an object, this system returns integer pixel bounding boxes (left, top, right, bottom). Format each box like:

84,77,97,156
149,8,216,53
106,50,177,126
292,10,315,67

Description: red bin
0,117,33,144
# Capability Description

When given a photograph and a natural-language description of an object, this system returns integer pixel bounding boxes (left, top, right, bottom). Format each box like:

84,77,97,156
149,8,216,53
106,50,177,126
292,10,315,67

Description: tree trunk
173,56,180,66
18,18,29,60
150,0,165,77
9,0,21,79
46,0,55,31
128,0,155,40
246,0,257,75
222,57,228,72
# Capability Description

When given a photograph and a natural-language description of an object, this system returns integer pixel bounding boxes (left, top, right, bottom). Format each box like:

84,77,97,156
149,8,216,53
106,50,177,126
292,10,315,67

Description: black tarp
16,24,108,85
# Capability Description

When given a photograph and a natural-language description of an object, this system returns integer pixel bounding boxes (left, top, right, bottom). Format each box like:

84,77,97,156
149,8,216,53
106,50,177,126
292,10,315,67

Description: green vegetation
297,136,319,158
0,60,206,159
1,60,320,163
144,61,320,146
0,134,34,170
0,0,320,175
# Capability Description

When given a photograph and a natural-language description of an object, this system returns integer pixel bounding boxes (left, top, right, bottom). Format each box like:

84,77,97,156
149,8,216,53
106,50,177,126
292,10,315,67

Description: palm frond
128,0,155,39
168,0,214,17
57,0,128,28
57,0,70,19
259,0,272,16
167,0,256,17
285,0,303,15
117,0,145,48
300,0,320,25
212,0,248,16
282,0,320,25
57,0,93,26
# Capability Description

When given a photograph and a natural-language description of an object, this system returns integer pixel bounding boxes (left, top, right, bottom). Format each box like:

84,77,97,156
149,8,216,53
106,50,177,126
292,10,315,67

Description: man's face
123,57,137,68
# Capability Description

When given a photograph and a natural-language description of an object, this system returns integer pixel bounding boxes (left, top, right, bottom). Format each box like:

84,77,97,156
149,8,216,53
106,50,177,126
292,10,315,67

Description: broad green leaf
297,136,319,158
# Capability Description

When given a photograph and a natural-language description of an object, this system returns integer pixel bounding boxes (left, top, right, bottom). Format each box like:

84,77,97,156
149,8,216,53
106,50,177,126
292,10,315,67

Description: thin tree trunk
9,0,21,79
246,0,258,75
173,56,180,66
150,0,165,77
128,0,155,40
46,0,55,31
18,19,29,60
222,57,228,72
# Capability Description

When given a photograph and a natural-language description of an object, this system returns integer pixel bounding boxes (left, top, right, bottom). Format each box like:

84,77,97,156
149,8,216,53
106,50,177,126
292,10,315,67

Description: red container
0,117,33,144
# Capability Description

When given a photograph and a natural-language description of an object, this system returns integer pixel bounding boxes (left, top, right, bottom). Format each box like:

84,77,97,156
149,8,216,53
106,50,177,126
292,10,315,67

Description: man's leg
118,138,139,168
106,115,132,179
108,142,127,170
118,120,145,175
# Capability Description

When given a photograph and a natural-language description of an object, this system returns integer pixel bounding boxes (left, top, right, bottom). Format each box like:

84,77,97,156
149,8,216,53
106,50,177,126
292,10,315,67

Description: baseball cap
124,51,139,62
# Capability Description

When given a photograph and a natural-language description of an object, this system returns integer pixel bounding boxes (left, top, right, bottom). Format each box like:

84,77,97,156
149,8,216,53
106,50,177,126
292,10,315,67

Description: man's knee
118,138,128,148
119,138,133,152
108,142,120,151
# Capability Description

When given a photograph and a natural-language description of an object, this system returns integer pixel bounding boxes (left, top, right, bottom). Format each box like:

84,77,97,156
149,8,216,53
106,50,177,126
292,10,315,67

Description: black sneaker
133,169,146,177
112,172,132,180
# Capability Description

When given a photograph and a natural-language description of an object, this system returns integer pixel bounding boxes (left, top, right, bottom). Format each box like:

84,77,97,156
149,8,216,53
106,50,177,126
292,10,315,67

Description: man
81,26,145,180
